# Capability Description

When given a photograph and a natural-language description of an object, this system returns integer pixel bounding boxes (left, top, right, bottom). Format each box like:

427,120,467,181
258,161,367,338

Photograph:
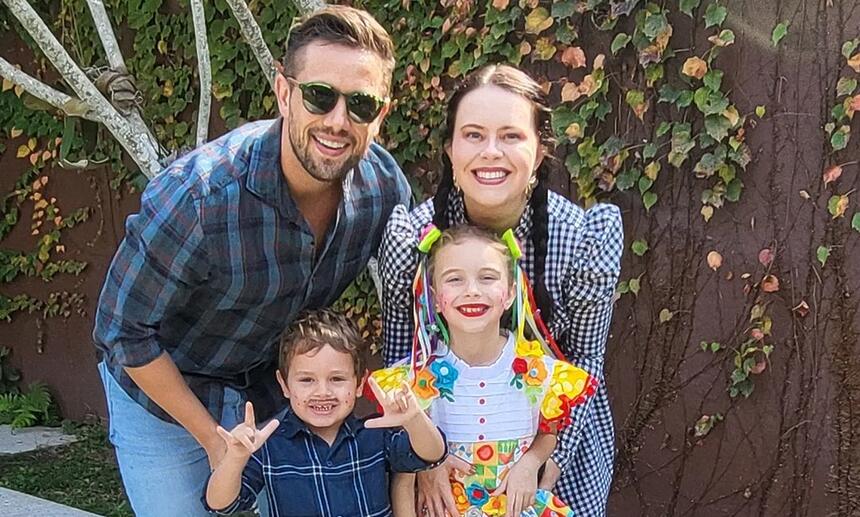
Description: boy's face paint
432,239,515,337
277,344,364,444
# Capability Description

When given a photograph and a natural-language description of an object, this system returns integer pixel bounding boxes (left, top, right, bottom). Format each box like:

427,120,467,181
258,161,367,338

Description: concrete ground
0,425,101,516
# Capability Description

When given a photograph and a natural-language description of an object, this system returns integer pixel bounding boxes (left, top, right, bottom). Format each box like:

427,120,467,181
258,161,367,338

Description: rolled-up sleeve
93,171,209,368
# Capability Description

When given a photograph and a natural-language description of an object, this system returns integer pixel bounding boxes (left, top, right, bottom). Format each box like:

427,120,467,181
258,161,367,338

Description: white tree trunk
223,0,278,90
189,0,211,146
0,57,98,122
2,0,162,177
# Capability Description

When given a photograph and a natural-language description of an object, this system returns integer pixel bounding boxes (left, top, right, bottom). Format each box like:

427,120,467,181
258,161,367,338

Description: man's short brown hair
279,308,366,380
282,5,395,92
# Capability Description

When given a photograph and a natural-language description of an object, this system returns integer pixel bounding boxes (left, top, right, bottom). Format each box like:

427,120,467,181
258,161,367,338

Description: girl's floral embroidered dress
372,333,597,517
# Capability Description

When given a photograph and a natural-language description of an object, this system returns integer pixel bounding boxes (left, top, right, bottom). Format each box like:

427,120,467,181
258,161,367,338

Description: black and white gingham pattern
379,190,623,516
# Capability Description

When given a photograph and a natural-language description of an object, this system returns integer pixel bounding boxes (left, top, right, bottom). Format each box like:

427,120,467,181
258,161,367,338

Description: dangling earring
453,173,462,192
525,173,538,197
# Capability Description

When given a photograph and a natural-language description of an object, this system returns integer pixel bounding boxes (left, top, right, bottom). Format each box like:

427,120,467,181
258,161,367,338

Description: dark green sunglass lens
346,94,380,123
302,84,338,114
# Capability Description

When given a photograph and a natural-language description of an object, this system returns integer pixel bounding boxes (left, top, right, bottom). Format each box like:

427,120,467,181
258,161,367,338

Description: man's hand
416,465,459,517
364,378,422,429
215,401,280,461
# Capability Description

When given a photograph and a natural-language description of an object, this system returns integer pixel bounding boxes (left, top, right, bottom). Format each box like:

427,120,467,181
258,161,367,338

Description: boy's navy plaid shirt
93,119,411,423
204,409,443,516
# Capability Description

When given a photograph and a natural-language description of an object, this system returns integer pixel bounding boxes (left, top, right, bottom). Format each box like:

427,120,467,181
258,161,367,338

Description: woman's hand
537,458,561,491
416,461,460,517
492,454,541,516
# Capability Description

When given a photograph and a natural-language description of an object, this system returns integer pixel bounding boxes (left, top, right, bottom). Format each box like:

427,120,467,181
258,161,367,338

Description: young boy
204,309,446,515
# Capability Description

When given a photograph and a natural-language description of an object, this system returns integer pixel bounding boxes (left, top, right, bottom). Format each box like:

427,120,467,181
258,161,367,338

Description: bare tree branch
3,0,162,177
0,57,101,122
189,0,211,146
293,0,326,15
223,0,276,90
85,0,162,159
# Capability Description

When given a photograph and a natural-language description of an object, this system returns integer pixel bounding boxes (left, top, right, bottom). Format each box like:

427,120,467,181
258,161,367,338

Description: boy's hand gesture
364,377,423,429
216,401,280,459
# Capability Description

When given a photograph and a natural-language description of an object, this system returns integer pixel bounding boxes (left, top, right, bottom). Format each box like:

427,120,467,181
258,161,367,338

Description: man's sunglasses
286,77,385,124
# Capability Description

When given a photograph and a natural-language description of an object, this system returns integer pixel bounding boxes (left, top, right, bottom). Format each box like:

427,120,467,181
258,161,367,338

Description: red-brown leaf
823,164,843,186
761,274,780,293
758,248,774,267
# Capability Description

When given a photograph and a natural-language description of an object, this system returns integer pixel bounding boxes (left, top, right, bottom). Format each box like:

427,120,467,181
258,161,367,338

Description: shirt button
479,417,486,424
326,460,333,466
478,434,485,441
479,381,486,388
479,398,486,405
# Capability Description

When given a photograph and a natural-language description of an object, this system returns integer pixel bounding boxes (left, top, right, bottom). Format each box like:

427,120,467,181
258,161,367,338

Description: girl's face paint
431,238,515,338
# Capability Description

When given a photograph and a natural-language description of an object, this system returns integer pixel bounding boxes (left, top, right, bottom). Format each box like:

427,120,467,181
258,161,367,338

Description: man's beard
289,124,362,183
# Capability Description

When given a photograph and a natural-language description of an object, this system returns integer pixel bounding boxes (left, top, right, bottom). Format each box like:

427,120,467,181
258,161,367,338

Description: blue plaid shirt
204,408,440,516
93,118,411,423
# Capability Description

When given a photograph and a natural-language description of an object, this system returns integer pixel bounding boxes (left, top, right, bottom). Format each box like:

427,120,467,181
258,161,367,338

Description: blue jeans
98,361,266,516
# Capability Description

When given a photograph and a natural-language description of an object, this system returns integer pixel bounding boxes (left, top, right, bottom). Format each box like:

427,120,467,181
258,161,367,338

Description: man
93,6,410,516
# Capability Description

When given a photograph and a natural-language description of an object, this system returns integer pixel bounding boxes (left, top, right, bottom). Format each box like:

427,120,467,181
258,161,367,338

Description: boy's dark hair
282,5,395,92
279,308,365,380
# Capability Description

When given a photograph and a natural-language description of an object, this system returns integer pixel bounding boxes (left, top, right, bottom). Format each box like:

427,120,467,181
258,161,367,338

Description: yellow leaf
13,84,23,97
701,205,714,222
848,53,860,73
561,82,582,103
707,250,723,271
16,144,29,158
519,41,532,56
564,122,582,140
722,105,740,126
532,38,557,61
682,56,708,79
645,161,660,180
525,7,553,35
34,199,48,210
162,80,174,98
659,308,674,323
1,78,13,92
10,127,22,138
27,137,37,150
593,54,606,70
55,244,65,253
491,0,509,9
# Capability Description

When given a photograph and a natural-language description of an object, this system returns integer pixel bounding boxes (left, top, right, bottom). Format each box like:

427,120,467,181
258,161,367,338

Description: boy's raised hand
364,377,423,429
216,401,280,459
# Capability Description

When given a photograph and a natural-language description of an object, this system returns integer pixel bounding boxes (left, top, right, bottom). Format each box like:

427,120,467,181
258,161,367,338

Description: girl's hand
416,465,459,517
215,401,279,460
492,454,540,516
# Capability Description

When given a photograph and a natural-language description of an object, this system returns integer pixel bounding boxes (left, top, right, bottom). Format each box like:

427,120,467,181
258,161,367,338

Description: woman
379,64,623,517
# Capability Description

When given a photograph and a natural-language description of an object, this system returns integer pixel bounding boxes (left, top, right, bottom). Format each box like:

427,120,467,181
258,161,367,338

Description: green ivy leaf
616,168,640,191
638,176,654,194
725,178,743,202
611,33,631,55
677,90,694,108
656,121,672,137
551,1,578,19
643,142,657,160
771,22,789,46
704,113,731,141
632,239,649,256
680,0,702,17
816,245,830,267
628,276,641,295
658,84,680,104
703,69,724,91
842,38,860,59
704,3,728,28
852,212,860,232
669,123,695,167
711,342,722,352
755,105,766,118
831,125,851,151
694,87,730,115
643,191,658,211
836,77,858,97
659,308,673,323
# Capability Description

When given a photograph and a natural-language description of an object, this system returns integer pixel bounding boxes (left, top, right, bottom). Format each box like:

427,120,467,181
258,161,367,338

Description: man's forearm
402,411,445,462
124,352,220,453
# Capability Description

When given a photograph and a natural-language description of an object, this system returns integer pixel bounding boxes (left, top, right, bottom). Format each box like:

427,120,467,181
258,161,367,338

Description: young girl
372,225,597,516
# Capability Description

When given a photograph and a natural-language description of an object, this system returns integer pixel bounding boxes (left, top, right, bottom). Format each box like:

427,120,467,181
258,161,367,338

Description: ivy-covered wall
1,0,859,514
